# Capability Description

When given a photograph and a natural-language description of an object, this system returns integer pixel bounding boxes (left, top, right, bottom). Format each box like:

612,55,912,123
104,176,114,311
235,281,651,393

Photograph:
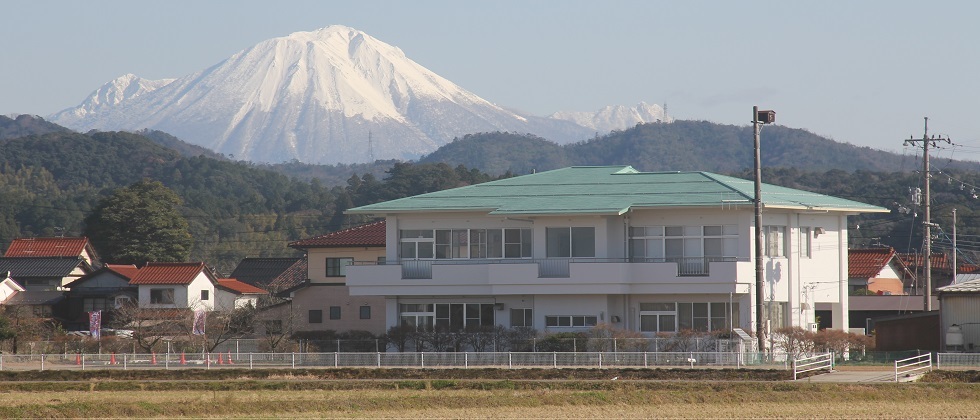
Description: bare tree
255,302,297,352
203,304,256,352
0,306,52,353
112,305,191,353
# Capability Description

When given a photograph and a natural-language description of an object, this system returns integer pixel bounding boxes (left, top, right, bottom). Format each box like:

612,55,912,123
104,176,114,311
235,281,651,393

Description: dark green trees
84,180,193,264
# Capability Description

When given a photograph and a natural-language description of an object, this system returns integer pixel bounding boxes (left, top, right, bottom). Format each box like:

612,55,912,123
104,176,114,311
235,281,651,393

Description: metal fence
0,351,795,371
937,353,980,368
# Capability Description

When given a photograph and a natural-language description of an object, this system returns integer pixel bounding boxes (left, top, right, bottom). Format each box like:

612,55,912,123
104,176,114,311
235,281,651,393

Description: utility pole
753,106,775,352
904,117,950,311
953,208,957,285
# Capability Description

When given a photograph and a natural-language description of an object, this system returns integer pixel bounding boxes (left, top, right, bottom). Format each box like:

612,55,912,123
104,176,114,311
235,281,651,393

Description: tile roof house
271,221,388,336
848,248,912,295
229,257,303,290
61,264,140,330
4,237,100,267
216,278,268,309
0,273,25,304
345,166,888,339
0,256,93,291
129,262,222,311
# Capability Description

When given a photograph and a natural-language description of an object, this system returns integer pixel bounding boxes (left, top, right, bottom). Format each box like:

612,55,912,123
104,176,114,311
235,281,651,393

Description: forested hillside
0,128,498,273
422,121,976,174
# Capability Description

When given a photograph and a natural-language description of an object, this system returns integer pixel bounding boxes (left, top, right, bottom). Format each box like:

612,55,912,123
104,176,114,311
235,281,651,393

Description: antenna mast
903,117,950,311
367,130,375,162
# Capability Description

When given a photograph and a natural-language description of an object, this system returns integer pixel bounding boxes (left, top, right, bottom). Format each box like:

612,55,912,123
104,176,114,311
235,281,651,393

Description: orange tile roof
105,264,140,280
849,248,900,279
897,253,950,270
289,220,386,248
129,262,209,285
217,278,269,295
5,237,91,258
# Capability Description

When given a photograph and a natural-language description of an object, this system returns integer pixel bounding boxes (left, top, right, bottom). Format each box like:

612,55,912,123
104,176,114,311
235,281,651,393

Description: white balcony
347,257,754,296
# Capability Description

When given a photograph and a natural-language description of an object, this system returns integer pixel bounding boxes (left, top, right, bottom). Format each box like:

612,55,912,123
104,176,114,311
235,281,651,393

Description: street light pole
753,106,775,353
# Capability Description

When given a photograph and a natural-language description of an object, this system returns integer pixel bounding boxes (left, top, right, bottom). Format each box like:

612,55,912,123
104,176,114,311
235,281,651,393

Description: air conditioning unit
807,323,818,331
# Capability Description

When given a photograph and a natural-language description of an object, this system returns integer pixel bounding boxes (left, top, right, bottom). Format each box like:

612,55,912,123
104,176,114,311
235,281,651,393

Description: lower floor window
545,315,597,328
510,308,532,327
398,302,494,331
640,301,739,333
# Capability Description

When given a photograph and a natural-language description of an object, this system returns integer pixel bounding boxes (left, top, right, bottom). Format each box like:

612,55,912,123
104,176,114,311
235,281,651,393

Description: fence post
553,352,557,368
465,353,468,369
573,338,576,353
508,352,512,369
644,352,648,368
249,353,253,370
377,352,381,368
598,352,602,368
421,353,425,369
165,353,169,370
614,338,617,353
41,354,45,371
291,353,295,369
123,353,127,370
82,354,86,371
334,352,338,368
1,354,3,371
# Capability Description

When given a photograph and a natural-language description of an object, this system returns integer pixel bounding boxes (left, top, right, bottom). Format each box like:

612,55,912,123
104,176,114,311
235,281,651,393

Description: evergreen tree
84,180,193,264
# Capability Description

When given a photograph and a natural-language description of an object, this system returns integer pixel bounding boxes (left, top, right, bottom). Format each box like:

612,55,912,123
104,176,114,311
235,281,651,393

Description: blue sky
2,0,978,158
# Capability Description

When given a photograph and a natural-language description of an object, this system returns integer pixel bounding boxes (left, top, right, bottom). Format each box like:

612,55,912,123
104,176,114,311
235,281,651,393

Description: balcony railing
376,256,741,279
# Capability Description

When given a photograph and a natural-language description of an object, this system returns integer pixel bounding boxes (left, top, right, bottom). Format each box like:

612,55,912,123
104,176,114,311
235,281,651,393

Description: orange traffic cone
180,352,186,365
227,351,234,365
75,353,81,365
151,352,157,365
218,353,224,365
110,353,116,364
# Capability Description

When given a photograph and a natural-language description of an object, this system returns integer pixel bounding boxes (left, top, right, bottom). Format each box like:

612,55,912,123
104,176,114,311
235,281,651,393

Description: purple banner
193,309,206,335
89,310,101,339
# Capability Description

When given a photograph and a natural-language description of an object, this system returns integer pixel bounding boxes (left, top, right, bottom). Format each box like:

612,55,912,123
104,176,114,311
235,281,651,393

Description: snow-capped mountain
52,74,174,123
550,102,672,133
49,26,656,164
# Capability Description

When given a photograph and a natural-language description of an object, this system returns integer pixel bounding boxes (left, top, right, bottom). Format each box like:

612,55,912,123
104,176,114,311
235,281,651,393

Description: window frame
510,308,533,327
200,289,209,301
359,305,371,320
149,288,175,305
329,306,341,320
308,309,323,324
544,315,598,328
326,257,354,277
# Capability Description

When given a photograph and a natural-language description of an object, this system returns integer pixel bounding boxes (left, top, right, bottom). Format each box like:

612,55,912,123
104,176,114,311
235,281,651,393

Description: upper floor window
631,225,737,260
763,226,786,257
546,227,595,258
399,228,531,260
326,257,354,277
200,290,209,301
800,227,812,258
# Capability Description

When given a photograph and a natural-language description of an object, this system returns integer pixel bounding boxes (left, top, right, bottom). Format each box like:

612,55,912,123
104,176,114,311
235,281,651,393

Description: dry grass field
1,380,979,418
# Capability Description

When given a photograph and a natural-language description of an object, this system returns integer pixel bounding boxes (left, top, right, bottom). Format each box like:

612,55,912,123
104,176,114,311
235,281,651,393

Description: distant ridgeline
1,115,979,270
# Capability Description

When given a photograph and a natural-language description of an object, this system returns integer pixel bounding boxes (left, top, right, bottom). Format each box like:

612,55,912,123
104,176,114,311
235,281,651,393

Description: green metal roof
347,166,889,216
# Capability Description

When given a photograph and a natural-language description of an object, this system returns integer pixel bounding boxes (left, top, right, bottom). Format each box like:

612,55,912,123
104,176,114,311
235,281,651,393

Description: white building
345,166,887,337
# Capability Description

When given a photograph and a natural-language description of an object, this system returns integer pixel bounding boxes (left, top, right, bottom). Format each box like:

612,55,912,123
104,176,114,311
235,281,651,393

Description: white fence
0,351,792,371
894,353,932,382
792,352,834,380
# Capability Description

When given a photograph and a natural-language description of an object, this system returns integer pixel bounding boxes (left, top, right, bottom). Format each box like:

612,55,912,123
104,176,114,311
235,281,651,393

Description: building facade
345,166,887,338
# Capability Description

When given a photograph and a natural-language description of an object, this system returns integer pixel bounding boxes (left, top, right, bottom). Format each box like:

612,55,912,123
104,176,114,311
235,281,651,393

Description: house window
309,310,323,324
510,308,532,327
642,302,739,333
545,315,598,328
83,298,112,312
399,303,434,331
329,306,341,320
201,290,209,301
359,305,371,319
434,303,494,331
326,258,353,277
404,229,532,260
800,227,812,258
639,303,677,333
631,225,737,260
677,302,739,332
546,227,595,258
763,226,786,257
150,288,175,304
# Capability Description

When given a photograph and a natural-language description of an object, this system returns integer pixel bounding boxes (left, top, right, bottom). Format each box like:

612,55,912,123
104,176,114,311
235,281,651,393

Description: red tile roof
5,237,91,258
268,259,307,291
849,248,900,279
129,262,209,285
897,253,950,270
217,278,268,295
105,264,140,280
290,220,386,248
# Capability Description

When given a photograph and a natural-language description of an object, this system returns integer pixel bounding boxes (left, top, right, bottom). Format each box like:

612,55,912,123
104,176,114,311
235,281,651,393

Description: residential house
277,220,387,336
216,278,268,309
229,257,302,290
129,262,221,311
0,273,25,304
848,248,912,295
4,237,100,268
61,264,140,330
0,256,92,291
345,166,887,338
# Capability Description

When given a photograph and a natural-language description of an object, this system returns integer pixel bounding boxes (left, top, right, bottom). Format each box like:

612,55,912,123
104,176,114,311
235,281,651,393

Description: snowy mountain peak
51,74,174,122
48,25,657,164
550,102,672,132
